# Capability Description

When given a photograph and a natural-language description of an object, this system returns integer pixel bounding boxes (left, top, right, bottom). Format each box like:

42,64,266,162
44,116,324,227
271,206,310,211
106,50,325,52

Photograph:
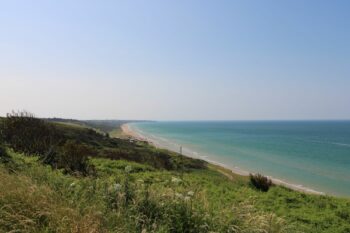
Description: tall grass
0,152,297,233
0,168,102,232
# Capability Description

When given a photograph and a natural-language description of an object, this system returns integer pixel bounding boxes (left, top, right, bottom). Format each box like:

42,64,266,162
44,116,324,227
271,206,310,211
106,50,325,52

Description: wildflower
125,165,132,173
184,196,191,202
152,223,157,230
114,183,122,191
171,177,182,184
175,192,184,199
187,191,194,196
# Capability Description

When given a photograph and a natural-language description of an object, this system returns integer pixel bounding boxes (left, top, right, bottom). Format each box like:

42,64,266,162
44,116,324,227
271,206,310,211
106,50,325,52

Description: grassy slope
2,151,350,233
1,120,350,232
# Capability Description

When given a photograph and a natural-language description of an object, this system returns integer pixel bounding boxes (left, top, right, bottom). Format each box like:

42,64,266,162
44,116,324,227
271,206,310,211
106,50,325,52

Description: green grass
2,149,350,232
0,152,103,233
92,157,155,175
0,151,299,233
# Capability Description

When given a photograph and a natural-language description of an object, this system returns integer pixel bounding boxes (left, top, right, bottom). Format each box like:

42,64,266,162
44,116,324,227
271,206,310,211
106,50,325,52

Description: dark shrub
57,140,96,175
41,146,60,167
250,173,272,192
0,143,11,164
2,111,62,156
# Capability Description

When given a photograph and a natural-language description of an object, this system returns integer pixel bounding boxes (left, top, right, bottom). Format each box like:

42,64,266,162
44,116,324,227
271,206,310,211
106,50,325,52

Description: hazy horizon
1,1,349,120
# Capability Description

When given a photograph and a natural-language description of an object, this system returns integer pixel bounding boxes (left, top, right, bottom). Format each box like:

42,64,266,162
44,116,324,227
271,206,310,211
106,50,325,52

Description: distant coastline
121,123,324,195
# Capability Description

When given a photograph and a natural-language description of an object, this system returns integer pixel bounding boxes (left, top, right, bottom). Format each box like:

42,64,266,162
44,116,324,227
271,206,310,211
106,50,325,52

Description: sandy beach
121,124,155,145
121,124,146,141
121,123,324,195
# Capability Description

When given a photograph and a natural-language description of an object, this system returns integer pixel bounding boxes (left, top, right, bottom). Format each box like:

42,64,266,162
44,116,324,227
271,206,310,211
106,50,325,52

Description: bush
56,140,96,176
250,173,272,192
2,111,62,157
0,144,11,164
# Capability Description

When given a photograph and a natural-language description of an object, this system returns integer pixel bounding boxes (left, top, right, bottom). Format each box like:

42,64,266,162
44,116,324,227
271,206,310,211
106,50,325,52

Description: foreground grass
0,150,291,232
1,149,350,232
0,154,102,232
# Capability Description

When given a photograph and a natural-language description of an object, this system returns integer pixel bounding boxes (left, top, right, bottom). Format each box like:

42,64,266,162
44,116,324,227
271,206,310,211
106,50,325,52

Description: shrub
0,144,11,164
56,140,96,176
2,111,62,157
250,173,272,192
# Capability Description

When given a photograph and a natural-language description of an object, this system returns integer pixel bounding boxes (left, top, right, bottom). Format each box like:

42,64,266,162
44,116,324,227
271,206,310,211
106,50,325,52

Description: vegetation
250,173,273,192
1,112,204,175
2,111,61,157
0,152,295,233
0,143,11,164
1,112,350,232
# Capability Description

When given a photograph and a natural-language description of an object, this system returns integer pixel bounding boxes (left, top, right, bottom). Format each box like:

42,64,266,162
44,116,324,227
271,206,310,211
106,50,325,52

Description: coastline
121,123,150,142
121,123,324,195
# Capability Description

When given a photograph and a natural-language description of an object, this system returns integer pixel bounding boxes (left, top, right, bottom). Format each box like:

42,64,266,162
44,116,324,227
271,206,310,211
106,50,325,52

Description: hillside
1,113,350,232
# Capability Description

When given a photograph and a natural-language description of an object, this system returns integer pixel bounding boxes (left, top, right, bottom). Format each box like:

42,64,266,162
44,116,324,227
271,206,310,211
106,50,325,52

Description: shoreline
121,123,324,195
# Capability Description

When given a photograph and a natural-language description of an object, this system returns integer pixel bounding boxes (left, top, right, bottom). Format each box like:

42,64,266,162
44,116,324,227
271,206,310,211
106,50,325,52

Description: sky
0,0,349,120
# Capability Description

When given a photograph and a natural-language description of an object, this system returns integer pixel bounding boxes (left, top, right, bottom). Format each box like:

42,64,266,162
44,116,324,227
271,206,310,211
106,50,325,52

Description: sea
129,121,350,197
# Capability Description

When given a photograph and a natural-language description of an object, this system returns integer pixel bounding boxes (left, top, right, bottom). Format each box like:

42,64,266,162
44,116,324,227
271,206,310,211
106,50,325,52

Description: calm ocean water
130,121,350,196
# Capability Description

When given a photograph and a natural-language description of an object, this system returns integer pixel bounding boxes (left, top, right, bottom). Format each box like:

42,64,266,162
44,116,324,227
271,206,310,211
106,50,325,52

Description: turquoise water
130,121,350,196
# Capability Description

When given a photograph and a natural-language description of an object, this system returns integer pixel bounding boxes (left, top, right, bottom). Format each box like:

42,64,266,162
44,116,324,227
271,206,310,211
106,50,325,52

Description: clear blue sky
1,0,349,120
